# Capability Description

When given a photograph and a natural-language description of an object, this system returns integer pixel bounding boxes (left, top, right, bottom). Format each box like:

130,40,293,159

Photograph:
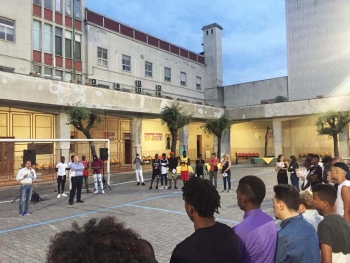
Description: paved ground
0,164,278,263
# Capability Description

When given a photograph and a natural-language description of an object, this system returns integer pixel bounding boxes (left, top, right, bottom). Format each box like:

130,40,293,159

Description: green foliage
160,103,193,133
201,114,233,138
316,110,350,138
65,103,103,131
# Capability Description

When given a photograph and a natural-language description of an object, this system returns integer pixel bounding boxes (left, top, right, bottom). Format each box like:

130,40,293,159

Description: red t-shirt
81,160,89,176
91,159,103,174
209,158,218,172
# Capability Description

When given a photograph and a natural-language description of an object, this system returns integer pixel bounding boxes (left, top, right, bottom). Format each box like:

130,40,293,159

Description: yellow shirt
181,157,189,171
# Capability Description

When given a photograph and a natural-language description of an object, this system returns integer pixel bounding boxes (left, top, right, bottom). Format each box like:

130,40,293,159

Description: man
170,178,240,263
312,184,350,262
81,155,91,193
233,175,277,263
133,153,145,186
195,154,205,178
55,156,69,198
91,155,105,194
16,160,37,216
307,154,323,187
168,152,178,189
180,151,190,185
68,154,74,190
329,162,350,222
149,154,161,189
160,153,168,190
69,155,85,205
273,184,320,263
298,190,323,231
209,153,218,188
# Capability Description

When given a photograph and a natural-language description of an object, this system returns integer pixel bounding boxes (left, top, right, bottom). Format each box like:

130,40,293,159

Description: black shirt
195,159,205,175
308,165,322,186
168,157,178,170
170,222,240,263
152,159,161,175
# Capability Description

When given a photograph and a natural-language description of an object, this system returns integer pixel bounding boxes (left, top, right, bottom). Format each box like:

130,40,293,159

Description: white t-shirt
336,180,350,217
160,159,168,174
56,162,68,176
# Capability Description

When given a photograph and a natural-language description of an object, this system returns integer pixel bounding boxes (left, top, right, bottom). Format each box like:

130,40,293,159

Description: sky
85,0,287,86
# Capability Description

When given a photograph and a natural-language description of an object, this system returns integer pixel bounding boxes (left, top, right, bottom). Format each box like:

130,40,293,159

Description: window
164,67,171,82
145,62,152,77
65,30,72,58
74,0,81,19
33,20,41,50
97,47,107,66
55,0,62,12
44,24,52,53
75,34,81,60
64,72,72,82
44,67,52,78
55,27,62,55
55,70,62,80
206,30,208,35
196,77,201,89
65,0,71,16
33,0,41,5
122,55,131,71
44,0,52,9
76,74,82,84
0,17,14,42
33,65,41,75
211,29,213,34
180,72,186,86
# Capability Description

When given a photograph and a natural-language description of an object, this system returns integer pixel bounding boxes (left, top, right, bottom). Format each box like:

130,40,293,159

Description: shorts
152,173,160,180
181,171,189,181
168,171,177,180
83,176,88,183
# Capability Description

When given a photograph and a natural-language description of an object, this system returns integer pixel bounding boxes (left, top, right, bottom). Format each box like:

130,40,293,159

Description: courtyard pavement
0,164,278,263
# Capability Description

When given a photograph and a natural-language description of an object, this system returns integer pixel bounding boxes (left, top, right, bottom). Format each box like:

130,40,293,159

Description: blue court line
0,192,179,235
126,204,240,225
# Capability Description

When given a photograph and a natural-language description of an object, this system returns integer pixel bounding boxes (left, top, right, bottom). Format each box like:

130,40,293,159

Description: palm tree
160,103,192,156
202,115,233,158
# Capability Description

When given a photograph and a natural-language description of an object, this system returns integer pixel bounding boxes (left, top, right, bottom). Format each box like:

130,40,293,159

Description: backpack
31,191,41,204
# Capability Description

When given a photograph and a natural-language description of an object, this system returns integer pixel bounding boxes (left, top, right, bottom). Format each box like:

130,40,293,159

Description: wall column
131,118,142,167
55,112,71,162
220,129,231,160
339,125,349,159
179,125,188,157
273,119,283,157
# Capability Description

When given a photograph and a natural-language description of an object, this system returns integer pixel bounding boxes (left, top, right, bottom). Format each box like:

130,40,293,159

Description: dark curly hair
47,216,157,263
182,178,221,217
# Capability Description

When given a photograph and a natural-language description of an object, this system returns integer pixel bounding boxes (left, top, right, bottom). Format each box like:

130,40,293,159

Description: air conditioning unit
135,80,142,87
113,83,121,90
91,79,98,86
156,85,162,91
156,91,162,97
135,87,142,94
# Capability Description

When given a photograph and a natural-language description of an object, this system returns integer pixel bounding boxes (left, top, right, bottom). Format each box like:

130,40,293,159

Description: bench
235,152,260,164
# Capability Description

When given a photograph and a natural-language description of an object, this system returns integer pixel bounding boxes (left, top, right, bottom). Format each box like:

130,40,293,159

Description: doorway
124,133,132,164
196,135,202,158
0,139,14,181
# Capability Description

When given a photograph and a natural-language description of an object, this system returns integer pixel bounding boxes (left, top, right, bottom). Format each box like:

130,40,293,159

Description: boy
133,153,145,186
149,154,161,189
55,156,69,198
160,153,168,189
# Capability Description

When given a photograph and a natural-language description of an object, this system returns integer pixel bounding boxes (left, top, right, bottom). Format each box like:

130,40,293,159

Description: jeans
290,173,300,192
223,174,231,190
161,173,168,186
209,171,217,188
69,176,83,203
135,169,144,183
57,175,66,194
19,185,33,214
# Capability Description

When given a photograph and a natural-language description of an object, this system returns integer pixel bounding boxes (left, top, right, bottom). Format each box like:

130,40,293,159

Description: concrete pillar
131,118,142,168
220,130,230,160
273,119,283,157
179,125,188,156
55,112,71,162
339,125,349,158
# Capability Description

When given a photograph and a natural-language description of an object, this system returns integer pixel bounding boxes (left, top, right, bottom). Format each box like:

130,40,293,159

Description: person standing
221,154,232,193
195,154,205,178
307,154,323,187
168,152,178,189
273,184,320,263
149,154,161,189
91,155,105,194
288,155,300,191
81,155,91,193
68,155,74,191
209,153,219,188
133,153,145,186
55,156,69,198
160,153,168,189
69,155,85,205
170,178,240,263
233,176,277,263
312,184,350,262
16,160,37,216
275,154,289,184
301,158,312,191
180,151,190,185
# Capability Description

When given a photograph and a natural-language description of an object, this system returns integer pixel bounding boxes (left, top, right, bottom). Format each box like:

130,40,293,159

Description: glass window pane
44,24,52,53
44,67,52,78
33,21,41,50
55,27,62,36
74,0,81,19
0,25,5,40
55,35,62,55
44,0,52,9
65,0,71,16
55,0,62,12
0,18,14,27
65,39,71,58
65,72,72,81
65,30,71,39
33,20,40,30
34,0,41,5
7,27,14,41
33,65,41,75
75,34,81,42
75,41,81,60
55,70,62,80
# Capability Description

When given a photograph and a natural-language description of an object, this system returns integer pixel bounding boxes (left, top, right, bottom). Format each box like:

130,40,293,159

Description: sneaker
160,186,164,190
86,189,92,193
136,182,140,186
222,189,226,192
57,194,61,199
102,190,105,194
168,186,172,189
94,190,99,194
77,200,84,203
19,213,26,217
149,186,152,189
155,185,158,189
165,186,168,190
142,182,145,186
227,190,231,193
61,193,68,197
174,186,178,189
26,211,33,215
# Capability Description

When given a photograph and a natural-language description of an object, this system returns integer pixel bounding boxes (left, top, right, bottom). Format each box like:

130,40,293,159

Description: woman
275,154,289,184
221,154,232,193
288,155,300,191
301,158,312,191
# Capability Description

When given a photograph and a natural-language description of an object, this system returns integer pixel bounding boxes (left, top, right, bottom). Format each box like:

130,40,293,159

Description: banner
144,133,163,141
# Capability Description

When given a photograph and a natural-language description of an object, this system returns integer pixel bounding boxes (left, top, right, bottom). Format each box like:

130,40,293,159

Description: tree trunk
81,129,96,157
171,131,177,156
333,135,339,157
217,135,222,160
264,126,269,157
